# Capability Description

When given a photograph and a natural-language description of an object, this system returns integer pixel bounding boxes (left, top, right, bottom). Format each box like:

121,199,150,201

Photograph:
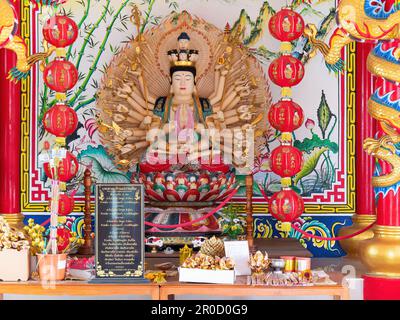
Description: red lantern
268,55,304,87
43,15,78,48
43,59,78,92
269,189,304,223
268,100,304,132
43,104,78,138
50,193,75,216
268,8,305,42
44,151,79,182
270,145,303,177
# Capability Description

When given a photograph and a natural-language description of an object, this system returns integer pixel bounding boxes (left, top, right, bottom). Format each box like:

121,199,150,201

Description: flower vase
37,254,67,281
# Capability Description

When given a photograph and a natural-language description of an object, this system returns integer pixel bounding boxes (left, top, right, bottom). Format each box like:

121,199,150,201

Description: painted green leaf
78,145,130,184
294,134,338,153
253,182,262,195
294,147,328,185
267,183,282,193
317,91,333,138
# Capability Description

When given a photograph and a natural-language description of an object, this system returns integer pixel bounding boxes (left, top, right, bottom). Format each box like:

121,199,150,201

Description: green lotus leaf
294,147,328,185
78,145,130,183
294,134,338,153
267,183,282,193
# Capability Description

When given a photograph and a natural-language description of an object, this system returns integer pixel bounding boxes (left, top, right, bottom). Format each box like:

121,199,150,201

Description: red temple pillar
358,40,400,299
0,0,24,229
338,43,376,256
362,153,400,299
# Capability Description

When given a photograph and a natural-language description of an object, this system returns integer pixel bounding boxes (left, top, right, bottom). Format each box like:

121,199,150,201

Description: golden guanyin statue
97,9,270,170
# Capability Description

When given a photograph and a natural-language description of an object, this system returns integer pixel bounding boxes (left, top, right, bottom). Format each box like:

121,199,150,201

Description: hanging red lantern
43,104,78,138
43,15,78,48
269,188,304,224
270,145,303,177
268,55,304,87
268,99,304,133
50,193,75,216
44,151,79,182
43,59,78,92
268,8,305,42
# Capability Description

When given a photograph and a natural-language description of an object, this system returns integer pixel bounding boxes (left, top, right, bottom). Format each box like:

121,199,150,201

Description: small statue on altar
167,32,199,63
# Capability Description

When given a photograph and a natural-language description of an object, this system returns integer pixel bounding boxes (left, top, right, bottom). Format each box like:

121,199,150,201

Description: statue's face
179,39,190,50
171,71,195,96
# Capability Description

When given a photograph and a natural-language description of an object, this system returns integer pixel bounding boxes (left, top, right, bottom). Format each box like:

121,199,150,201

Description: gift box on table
179,268,235,284
0,249,30,281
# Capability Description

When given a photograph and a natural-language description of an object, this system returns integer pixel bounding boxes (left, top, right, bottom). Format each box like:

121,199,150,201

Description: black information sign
91,184,148,283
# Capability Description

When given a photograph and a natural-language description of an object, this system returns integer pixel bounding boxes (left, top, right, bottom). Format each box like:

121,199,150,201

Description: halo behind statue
96,10,272,169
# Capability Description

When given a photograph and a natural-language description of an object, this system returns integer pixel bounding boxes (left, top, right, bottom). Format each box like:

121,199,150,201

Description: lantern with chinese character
268,99,304,133
44,151,79,182
43,59,78,92
52,193,75,216
270,145,303,177
43,15,78,48
268,55,304,88
269,188,304,231
269,8,305,42
43,104,78,138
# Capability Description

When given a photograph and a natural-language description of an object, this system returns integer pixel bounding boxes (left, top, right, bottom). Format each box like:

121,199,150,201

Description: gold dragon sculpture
304,0,400,188
0,0,56,81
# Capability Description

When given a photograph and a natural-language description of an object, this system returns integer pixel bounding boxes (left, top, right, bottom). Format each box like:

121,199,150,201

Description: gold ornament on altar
179,244,193,265
23,218,45,255
145,271,167,284
249,251,270,274
96,8,271,169
0,217,30,252
181,252,235,270
199,236,225,258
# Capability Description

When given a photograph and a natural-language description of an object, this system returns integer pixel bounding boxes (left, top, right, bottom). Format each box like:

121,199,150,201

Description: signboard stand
90,184,149,284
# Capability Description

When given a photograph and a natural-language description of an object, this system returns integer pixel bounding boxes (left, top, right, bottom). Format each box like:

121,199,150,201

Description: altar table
159,276,350,300
0,281,160,300
0,277,349,300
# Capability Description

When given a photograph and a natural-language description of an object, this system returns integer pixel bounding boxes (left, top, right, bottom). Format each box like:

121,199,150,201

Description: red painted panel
355,42,376,215
0,0,21,214
364,275,400,300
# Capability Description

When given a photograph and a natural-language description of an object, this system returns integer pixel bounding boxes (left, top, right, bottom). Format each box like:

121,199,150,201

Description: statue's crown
168,32,199,68
171,60,195,67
